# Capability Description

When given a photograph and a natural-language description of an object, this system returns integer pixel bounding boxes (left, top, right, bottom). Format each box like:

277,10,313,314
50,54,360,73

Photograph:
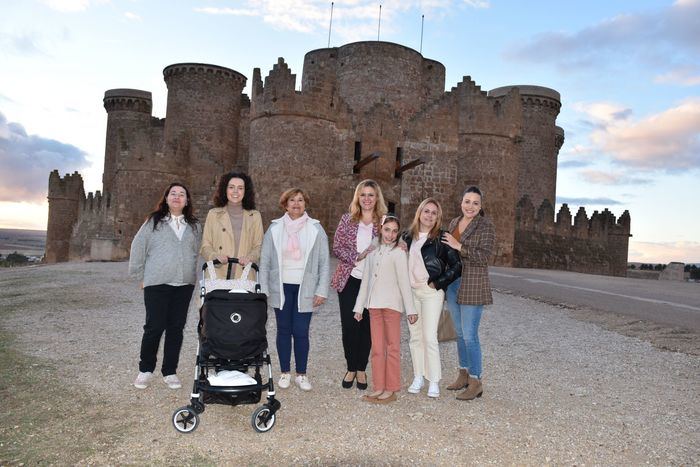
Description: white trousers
408,285,445,383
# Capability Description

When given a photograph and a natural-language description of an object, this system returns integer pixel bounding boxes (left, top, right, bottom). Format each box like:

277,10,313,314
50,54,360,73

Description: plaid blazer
330,212,378,292
447,215,496,305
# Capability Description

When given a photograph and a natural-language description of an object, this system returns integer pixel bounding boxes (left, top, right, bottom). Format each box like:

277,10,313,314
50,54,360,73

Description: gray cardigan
259,216,330,312
128,218,202,287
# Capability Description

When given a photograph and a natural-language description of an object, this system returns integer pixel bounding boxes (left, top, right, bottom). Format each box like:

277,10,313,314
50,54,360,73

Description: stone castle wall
45,40,631,276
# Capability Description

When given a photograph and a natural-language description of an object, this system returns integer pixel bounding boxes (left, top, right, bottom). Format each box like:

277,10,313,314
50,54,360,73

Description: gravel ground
1,261,698,465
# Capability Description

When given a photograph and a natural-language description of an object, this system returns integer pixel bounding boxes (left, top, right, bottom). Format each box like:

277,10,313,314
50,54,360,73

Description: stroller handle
203,258,259,279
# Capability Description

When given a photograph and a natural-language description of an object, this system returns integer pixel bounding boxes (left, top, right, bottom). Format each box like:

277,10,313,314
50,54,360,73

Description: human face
226,177,245,205
419,202,439,232
285,193,306,220
380,220,399,245
461,192,482,220
358,186,377,212
166,186,187,216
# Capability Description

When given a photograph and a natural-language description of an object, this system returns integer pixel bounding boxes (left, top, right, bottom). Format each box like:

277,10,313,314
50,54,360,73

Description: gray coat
259,216,330,312
128,218,202,287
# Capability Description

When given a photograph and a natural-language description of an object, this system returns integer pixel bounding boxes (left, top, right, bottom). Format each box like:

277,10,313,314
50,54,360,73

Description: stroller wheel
251,405,276,433
172,406,199,434
191,400,205,414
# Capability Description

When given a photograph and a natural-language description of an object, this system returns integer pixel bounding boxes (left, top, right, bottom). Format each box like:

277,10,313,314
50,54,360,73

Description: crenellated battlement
490,85,561,113
162,63,246,86
103,89,152,114
555,126,565,149
82,190,111,212
516,195,631,239
48,170,85,200
262,57,297,100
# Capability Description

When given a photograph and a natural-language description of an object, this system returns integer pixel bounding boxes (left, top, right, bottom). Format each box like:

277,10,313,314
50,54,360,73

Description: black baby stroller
172,258,281,433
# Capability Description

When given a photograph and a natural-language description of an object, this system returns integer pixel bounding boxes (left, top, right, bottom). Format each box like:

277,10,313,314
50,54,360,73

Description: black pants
139,284,194,376
338,276,371,372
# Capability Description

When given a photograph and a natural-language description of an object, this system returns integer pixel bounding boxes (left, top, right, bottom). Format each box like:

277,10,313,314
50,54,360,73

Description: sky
0,0,698,263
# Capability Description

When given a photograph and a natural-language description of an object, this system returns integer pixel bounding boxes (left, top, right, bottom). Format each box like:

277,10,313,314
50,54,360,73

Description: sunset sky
1,0,698,263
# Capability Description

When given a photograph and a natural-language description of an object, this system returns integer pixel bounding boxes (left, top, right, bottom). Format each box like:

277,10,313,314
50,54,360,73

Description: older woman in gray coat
259,188,330,392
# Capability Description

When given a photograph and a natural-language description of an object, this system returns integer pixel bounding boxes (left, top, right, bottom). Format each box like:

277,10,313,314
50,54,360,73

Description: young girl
353,215,417,403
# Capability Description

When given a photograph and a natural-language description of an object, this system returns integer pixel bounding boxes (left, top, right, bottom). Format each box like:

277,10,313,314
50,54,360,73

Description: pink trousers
368,308,402,392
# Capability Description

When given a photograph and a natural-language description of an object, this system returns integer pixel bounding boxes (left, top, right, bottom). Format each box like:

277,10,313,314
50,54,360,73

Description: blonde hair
348,179,388,223
409,198,443,240
279,188,310,211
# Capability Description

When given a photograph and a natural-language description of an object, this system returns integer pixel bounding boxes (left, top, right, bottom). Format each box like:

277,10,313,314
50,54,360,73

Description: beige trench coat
200,207,264,279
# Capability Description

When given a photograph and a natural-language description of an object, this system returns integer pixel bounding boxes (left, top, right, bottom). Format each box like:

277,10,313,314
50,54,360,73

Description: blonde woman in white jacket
353,215,417,403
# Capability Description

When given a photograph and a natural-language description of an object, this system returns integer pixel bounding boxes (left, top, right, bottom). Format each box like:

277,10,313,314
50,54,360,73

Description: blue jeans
446,279,483,378
274,283,312,374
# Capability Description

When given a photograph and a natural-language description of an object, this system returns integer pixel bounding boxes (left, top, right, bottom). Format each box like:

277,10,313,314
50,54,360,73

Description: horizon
1,0,698,264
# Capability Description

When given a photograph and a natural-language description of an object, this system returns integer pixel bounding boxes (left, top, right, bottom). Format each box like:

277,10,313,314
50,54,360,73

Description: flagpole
420,14,424,54
377,4,382,41
327,2,334,48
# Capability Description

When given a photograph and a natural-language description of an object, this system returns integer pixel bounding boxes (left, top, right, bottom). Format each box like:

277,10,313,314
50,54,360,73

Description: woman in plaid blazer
441,186,496,401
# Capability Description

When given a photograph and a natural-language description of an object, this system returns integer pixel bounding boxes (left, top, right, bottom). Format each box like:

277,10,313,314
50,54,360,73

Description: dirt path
1,261,698,465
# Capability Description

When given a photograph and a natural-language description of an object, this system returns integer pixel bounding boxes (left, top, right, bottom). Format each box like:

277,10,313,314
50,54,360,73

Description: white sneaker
407,375,424,394
295,374,312,391
278,373,291,389
427,381,440,398
163,374,182,389
134,371,153,389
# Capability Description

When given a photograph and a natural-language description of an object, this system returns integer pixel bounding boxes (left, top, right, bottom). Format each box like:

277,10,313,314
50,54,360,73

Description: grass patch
0,328,129,464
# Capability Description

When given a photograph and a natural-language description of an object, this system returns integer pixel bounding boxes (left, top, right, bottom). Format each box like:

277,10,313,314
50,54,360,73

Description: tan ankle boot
456,377,483,401
446,369,469,391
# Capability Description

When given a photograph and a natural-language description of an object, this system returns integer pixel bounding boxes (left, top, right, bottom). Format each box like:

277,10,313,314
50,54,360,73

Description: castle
45,41,631,276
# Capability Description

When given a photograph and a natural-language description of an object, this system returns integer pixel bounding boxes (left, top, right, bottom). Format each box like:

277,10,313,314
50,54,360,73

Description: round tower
163,63,247,214
488,85,562,210
335,41,445,123
102,89,153,195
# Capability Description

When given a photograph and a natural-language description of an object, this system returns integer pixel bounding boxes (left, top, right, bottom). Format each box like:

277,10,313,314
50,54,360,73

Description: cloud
629,240,700,263
0,32,47,57
195,1,489,39
124,12,142,22
503,0,700,74
574,98,700,171
654,66,700,86
558,160,590,169
0,94,16,104
0,111,90,203
579,170,653,185
41,0,91,12
556,196,623,206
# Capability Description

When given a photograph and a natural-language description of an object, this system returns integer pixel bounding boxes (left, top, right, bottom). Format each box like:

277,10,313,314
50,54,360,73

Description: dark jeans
274,283,313,374
338,276,371,372
139,284,194,376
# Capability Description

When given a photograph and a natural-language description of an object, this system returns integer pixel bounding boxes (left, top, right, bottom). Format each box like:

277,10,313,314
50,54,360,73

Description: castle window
353,141,362,174
394,147,403,179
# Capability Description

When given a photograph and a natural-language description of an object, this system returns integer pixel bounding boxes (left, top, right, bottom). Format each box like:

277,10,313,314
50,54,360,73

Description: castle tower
489,85,562,210
45,170,85,263
457,79,522,266
102,89,154,195
163,63,247,214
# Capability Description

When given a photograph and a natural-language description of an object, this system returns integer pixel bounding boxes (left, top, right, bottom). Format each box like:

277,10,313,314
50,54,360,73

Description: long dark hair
462,186,485,217
213,172,256,210
147,182,198,231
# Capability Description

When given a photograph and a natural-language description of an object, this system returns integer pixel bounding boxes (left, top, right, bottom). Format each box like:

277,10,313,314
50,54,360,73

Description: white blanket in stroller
207,370,258,387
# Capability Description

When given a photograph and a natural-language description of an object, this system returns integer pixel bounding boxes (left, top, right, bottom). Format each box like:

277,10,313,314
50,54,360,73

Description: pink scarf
282,212,309,260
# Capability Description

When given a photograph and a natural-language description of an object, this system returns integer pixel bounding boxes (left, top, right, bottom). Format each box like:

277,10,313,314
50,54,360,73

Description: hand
313,295,326,307
238,256,250,266
397,239,408,252
441,232,462,251
215,255,229,264
140,282,144,289
407,314,418,324
354,312,363,322
357,245,376,261
428,282,436,289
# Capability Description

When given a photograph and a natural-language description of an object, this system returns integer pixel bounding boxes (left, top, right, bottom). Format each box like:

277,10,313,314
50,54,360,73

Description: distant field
0,229,46,256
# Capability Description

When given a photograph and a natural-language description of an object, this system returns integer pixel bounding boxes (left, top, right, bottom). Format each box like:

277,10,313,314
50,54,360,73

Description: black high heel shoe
342,371,356,389
356,372,368,390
